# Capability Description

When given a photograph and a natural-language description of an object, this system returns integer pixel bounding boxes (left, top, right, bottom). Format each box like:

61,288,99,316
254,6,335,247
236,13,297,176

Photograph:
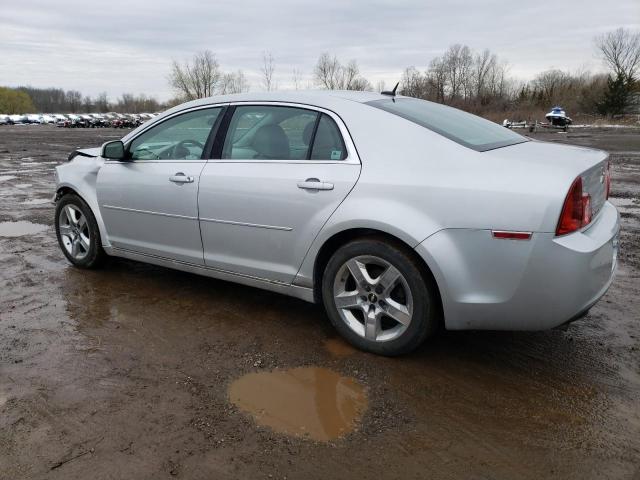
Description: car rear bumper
415,201,620,331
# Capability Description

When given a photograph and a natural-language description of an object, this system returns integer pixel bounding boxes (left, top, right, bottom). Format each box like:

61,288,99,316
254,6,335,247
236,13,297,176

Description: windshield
366,97,527,152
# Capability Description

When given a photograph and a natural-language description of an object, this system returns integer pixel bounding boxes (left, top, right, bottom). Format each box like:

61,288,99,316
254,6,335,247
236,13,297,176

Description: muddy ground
0,125,639,479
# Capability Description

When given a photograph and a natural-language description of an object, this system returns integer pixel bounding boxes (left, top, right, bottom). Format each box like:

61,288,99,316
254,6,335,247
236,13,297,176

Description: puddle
21,198,51,206
0,221,49,237
324,338,357,357
229,367,367,441
0,175,17,182
14,184,32,188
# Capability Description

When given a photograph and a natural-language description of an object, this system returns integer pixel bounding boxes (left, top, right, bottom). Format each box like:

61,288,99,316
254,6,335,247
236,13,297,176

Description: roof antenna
381,82,399,97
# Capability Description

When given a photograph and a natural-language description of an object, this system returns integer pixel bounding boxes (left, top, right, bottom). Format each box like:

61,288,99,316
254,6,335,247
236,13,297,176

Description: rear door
97,106,224,264
198,103,360,283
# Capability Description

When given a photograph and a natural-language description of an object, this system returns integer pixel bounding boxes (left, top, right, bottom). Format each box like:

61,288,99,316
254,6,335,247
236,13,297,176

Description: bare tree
81,95,93,113
400,67,431,99
261,51,277,91
95,92,109,113
532,69,572,103
442,44,473,100
595,28,640,82
219,70,250,94
66,90,82,112
313,53,371,90
472,49,497,100
314,53,341,89
427,58,447,102
291,68,302,89
169,50,221,100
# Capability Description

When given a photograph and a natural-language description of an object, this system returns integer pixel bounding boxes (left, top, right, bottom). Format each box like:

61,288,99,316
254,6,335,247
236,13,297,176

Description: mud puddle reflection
0,220,48,237
229,367,367,441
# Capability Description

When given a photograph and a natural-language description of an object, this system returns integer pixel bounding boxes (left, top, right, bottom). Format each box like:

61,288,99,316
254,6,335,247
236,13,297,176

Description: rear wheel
55,193,106,268
322,237,439,356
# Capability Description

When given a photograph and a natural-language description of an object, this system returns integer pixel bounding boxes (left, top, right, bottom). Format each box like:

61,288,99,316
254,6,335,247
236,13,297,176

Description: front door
198,104,360,283
97,107,224,264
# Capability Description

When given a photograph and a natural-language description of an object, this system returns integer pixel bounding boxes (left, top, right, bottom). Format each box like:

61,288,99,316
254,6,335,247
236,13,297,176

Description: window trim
211,101,360,165
306,114,321,160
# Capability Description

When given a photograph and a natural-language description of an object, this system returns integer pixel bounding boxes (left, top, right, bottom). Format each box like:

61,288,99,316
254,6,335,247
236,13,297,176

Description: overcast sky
1,0,638,101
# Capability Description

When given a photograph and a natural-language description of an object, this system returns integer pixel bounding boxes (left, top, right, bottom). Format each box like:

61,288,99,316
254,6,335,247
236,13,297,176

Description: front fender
55,157,110,248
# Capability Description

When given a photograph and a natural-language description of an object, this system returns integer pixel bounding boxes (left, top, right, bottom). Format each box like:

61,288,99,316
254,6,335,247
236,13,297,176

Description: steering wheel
132,146,160,160
173,139,205,159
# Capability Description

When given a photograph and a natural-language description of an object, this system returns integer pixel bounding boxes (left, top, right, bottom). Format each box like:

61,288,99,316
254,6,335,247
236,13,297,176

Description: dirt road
1,125,639,479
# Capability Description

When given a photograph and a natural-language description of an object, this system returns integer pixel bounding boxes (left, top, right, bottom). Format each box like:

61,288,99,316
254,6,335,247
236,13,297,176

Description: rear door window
222,106,318,160
310,114,347,160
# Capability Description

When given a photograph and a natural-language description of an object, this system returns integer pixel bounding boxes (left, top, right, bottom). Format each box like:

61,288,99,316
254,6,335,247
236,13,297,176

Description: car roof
178,90,387,109
122,90,391,144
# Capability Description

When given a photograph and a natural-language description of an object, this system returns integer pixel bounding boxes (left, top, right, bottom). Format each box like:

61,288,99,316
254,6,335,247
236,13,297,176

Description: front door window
128,108,222,160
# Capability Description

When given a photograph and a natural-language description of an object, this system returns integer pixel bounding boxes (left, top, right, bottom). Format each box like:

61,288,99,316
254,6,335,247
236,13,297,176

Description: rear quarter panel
295,102,608,289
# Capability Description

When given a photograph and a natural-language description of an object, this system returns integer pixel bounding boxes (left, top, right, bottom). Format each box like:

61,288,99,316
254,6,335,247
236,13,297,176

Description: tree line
0,87,163,114
166,28,639,119
2,28,638,118
398,28,639,119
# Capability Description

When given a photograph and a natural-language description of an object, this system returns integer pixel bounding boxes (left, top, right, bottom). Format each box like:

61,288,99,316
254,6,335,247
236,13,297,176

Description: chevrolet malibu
53,90,620,355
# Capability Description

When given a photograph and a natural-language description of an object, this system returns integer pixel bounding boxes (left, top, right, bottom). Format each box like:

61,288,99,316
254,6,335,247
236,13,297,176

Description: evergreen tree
597,73,630,116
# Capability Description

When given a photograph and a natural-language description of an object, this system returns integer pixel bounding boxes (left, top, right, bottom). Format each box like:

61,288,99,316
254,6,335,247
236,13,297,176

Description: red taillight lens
582,193,592,225
557,176,593,236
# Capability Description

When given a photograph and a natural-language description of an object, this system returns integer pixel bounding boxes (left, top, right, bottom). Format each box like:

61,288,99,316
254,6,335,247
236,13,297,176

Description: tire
55,193,106,268
321,237,440,356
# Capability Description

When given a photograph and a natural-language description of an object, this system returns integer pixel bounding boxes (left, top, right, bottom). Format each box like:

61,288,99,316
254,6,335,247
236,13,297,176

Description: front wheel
55,193,106,268
322,237,440,356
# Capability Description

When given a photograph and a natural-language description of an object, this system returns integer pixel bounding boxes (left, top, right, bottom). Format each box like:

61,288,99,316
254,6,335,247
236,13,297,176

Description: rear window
366,97,527,152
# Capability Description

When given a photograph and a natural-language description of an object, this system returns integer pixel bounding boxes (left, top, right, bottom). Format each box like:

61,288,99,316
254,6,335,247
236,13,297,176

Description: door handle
297,178,334,191
169,172,194,184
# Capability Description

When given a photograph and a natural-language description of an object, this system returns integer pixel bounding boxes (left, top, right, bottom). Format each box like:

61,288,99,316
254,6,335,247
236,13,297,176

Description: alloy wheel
332,255,414,342
58,204,91,260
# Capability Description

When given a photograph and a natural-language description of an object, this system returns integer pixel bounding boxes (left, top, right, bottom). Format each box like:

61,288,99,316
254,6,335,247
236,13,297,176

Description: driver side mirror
101,140,126,160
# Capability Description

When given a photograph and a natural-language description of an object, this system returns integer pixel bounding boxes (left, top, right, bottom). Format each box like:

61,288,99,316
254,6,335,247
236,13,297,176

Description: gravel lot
0,125,639,479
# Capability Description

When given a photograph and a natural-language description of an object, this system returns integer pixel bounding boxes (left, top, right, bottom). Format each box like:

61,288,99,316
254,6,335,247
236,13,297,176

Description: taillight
582,193,592,225
556,176,593,236
604,161,611,199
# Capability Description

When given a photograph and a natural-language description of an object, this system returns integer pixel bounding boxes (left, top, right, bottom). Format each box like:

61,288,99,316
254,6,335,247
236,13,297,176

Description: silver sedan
53,91,620,355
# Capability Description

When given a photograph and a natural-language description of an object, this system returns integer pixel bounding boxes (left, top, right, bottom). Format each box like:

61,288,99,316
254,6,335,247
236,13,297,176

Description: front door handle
297,178,334,191
169,172,194,184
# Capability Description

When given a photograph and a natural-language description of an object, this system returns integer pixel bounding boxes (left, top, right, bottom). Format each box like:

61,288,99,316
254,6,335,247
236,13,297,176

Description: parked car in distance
9,114,28,124
53,90,620,355
25,114,42,124
41,114,56,124
55,115,69,127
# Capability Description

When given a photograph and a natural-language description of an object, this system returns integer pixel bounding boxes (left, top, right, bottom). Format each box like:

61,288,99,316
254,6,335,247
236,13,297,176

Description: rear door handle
169,172,194,184
297,178,334,191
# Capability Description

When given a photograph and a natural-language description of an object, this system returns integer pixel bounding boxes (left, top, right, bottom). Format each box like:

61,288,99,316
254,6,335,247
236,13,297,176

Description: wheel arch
311,228,444,324
54,185,79,202
55,182,110,248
